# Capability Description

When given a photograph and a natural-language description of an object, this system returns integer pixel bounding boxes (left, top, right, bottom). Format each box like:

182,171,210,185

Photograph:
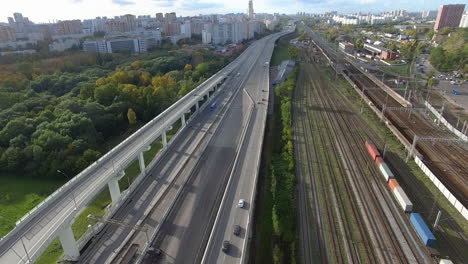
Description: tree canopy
0,47,241,179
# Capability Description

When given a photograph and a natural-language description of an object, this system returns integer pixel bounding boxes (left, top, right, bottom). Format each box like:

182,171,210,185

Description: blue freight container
410,213,436,247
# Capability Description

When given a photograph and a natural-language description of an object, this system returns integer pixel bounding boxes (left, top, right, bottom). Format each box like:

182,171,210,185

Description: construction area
293,28,468,264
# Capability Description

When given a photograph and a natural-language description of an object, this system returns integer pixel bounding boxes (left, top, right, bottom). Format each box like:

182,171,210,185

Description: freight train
365,140,436,247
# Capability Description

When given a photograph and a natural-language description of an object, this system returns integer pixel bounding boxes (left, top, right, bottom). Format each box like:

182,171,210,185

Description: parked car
222,241,230,253
233,225,241,236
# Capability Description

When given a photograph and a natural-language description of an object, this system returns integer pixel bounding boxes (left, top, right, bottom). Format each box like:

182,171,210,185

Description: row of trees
271,66,298,264
0,48,239,179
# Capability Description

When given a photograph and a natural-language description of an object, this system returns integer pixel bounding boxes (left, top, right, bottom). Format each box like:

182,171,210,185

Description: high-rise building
248,0,254,19
434,4,465,31
460,11,468,28
56,20,83,35
181,23,192,38
422,10,438,20
156,13,164,22
165,12,177,22
0,25,16,42
13,12,24,23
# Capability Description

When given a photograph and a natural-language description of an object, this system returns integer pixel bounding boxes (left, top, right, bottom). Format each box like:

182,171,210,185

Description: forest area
0,47,240,180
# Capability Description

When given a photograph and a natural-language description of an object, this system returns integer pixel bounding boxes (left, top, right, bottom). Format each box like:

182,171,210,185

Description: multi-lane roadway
201,32,281,264
0,30,287,264
78,31,288,263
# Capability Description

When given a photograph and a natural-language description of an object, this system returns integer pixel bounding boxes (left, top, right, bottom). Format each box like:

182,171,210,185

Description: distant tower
248,0,254,19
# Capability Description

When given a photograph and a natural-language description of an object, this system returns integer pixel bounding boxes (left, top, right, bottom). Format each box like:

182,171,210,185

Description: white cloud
0,0,455,23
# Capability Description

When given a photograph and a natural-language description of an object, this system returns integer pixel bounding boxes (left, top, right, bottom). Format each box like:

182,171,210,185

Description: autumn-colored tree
127,108,137,125
131,60,142,70
184,64,193,71
139,72,152,86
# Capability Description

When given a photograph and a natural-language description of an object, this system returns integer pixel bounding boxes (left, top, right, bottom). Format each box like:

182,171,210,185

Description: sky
0,0,464,23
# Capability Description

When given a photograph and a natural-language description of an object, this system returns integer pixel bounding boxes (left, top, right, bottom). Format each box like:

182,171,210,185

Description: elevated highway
0,32,284,264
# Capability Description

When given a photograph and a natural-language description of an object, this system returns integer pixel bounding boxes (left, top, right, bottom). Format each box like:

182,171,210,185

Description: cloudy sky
0,0,463,23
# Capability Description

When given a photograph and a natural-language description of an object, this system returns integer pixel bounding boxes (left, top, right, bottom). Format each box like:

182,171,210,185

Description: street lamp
0,216,31,264
57,170,78,210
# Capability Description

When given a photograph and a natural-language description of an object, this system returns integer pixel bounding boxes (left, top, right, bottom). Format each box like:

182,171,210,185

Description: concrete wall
424,101,468,141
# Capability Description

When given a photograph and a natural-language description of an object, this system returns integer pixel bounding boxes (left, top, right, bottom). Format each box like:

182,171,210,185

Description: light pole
0,216,31,263
57,170,78,210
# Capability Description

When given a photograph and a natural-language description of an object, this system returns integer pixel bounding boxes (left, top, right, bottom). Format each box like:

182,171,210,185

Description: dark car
222,241,230,253
233,225,241,236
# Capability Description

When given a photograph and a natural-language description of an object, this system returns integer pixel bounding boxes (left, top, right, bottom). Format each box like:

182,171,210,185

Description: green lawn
271,41,290,66
0,176,64,237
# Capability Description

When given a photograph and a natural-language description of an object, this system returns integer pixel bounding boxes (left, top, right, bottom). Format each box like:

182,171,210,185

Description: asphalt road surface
77,34,277,263
201,32,283,264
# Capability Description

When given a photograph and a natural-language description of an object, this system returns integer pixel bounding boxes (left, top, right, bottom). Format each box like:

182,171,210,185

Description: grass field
0,177,64,237
271,40,291,66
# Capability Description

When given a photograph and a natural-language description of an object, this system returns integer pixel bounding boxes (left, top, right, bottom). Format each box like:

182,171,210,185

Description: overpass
0,32,283,263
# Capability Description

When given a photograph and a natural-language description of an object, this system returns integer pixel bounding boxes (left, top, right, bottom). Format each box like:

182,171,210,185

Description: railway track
294,47,432,263
305,60,406,263
308,30,468,209
309,37,468,262
344,66,468,206
303,30,468,262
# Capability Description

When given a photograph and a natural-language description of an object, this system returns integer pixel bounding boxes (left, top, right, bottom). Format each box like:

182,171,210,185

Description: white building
422,10,438,20
460,11,468,28
48,38,80,51
370,16,385,25
202,23,213,44
181,23,192,38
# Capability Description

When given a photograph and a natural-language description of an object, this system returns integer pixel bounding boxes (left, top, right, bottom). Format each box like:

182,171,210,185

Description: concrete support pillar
181,114,186,127
195,101,199,111
58,226,80,261
162,131,168,148
108,178,121,205
138,152,146,175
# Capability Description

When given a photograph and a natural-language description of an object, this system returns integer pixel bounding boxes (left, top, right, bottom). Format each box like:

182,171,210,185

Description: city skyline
1,0,466,23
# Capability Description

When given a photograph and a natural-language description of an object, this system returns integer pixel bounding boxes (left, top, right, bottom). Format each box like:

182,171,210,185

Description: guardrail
240,36,278,264
81,40,258,263
200,31,287,264
0,41,254,255
424,101,468,141
134,70,244,264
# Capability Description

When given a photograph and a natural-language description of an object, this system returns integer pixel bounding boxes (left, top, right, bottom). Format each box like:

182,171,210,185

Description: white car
238,199,245,208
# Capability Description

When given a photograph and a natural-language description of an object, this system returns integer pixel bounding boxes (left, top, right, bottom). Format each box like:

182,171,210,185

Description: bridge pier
195,101,199,111
138,152,146,175
181,114,186,127
108,177,121,205
162,131,168,148
58,226,80,261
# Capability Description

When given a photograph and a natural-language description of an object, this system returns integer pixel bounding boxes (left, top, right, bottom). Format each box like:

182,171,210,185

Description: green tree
94,83,118,105
355,39,364,49
75,149,102,170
